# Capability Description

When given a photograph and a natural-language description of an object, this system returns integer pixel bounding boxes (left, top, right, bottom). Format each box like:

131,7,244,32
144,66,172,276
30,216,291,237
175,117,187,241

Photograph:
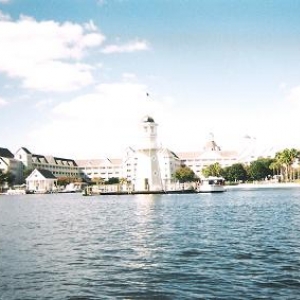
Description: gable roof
20,147,32,154
0,157,9,167
0,147,14,158
37,169,57,179
32,154,48,163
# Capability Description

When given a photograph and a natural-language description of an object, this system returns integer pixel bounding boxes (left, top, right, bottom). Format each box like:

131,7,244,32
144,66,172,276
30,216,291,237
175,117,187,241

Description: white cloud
286,85,300,103
0,15,105,92
28,83,148,157
27,82,176,158
279,82,287,90
0,10,10,21
25,81,300,159
0,96,8,106
122,72,137,81
0,0,10,3
83,20,98,32
102,40,149,54
22,62,94,92
34,98,54,108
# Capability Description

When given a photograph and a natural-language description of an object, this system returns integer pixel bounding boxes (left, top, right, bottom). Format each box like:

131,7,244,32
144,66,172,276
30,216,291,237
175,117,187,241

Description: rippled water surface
1,189,300,299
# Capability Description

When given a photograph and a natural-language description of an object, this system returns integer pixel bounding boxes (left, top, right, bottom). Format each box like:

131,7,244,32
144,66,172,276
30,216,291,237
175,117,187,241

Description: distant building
177,133,238,178
133,116,163,191
26,168,57,193
2,120,277,189
15,147,80,180
77,116,181,191
0,147,23,184
76,158,122,182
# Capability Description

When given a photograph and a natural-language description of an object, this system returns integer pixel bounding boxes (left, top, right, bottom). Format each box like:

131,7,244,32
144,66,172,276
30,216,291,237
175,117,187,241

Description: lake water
1,189,300,299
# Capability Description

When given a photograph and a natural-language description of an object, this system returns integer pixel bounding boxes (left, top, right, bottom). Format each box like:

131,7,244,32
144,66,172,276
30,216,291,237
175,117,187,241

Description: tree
23,168,34,183
275,148,299,181
0,170,15,189
106,177,120,185
91,177,105,185
173,165,196,189
0,170,6,191
57,177,71,186
223,163,248,183
5,171,15,187
247,158,274,181
119,177,128,191
269,160,282,176
202,163,223,177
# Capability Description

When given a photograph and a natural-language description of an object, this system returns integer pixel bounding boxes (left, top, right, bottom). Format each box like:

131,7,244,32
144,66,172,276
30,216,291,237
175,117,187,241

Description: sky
1,0,300,159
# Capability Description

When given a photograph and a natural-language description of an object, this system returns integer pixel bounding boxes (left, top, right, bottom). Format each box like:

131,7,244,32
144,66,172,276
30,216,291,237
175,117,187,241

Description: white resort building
76,158,122,182
0,147,23,184
1,115,277,190
15,147,80,180
26,168,58,193
178,133,238,178
76,115,181,192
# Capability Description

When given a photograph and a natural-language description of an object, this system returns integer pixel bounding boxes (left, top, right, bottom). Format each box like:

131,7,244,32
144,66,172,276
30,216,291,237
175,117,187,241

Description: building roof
0,147,14,158
159,148,180,159
142,115,155,123
177,150,238,160
37,169,57,179
32,154,49,163
204,140,221,151
76,158,122,167
20,147,32,154
53,157,77,166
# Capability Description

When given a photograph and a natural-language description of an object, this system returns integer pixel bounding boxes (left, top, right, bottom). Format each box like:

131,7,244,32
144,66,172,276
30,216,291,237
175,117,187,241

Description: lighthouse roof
142,115,155,123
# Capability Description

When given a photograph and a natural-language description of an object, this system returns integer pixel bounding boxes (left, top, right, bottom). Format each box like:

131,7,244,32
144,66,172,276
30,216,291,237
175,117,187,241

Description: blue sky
1,0,300,158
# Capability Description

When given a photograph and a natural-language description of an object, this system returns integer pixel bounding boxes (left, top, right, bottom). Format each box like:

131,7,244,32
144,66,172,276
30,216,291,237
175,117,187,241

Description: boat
6,189,26,195
197,176,226,193
82,186,101,196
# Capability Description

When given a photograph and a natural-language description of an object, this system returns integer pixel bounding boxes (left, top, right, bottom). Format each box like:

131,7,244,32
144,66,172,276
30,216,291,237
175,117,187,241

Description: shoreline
226,182,300,190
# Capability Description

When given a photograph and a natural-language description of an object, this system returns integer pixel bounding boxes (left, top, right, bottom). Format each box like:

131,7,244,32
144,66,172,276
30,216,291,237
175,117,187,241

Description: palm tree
275,148,300,181
269,160,282,176
119,177,127,192
202,163,223,177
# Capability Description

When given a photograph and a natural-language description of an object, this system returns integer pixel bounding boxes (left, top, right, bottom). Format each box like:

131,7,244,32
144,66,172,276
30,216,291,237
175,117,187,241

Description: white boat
6,189,26,195
197,176,226,193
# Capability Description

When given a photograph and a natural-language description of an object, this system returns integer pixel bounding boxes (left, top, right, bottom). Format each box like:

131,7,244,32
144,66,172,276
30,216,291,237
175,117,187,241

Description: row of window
34,163,77,170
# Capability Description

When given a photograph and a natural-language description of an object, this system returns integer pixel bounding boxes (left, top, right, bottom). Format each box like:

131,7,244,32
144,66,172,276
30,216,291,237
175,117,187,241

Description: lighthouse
134,115,163,192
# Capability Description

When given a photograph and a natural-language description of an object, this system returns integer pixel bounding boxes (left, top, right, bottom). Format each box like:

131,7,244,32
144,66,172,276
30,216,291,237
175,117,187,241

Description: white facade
0,147,23,184
76,158,122,182
121,146,181,191
158,148,181,190
134,116,163,191
26,169,57,193
15,147,80,180
76,116,181,192
178,135,238,178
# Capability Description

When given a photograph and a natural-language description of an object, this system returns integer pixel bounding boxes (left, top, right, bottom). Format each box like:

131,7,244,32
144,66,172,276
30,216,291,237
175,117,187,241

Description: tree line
174,148,300,184
201,148,300,183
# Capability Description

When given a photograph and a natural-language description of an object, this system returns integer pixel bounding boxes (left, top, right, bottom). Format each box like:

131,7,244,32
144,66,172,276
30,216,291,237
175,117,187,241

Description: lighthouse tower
134,115,163,192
